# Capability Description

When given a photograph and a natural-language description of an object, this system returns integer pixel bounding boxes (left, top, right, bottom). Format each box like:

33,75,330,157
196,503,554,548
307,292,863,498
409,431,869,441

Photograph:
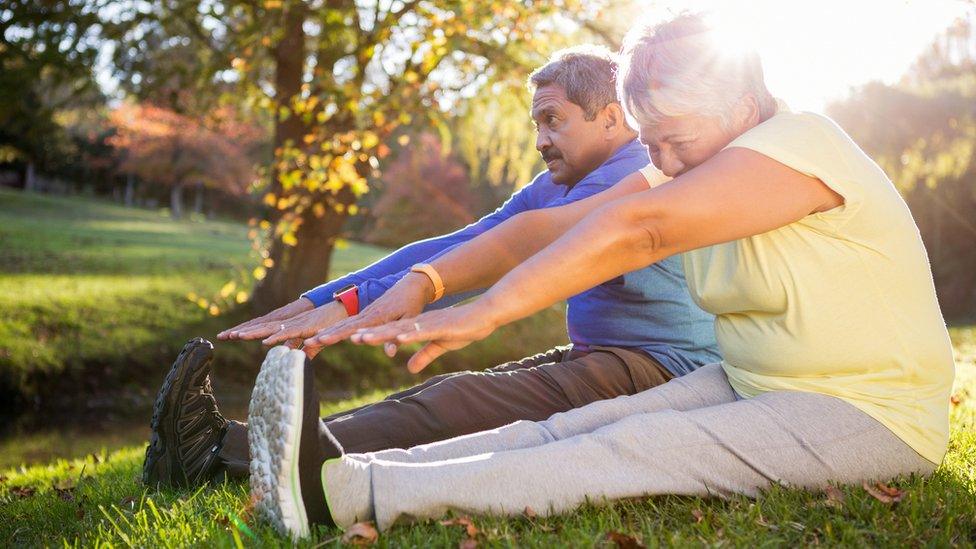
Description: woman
248,13,954,538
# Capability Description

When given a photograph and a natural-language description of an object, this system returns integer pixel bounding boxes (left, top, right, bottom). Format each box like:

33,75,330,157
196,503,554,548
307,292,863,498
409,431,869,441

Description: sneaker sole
248,346,310,540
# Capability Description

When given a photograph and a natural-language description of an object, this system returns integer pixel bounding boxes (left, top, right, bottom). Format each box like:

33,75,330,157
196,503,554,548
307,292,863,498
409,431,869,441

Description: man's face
531,84,612,186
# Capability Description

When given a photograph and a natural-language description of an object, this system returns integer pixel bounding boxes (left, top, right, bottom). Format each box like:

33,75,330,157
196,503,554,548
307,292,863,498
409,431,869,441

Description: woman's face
637,113,742,178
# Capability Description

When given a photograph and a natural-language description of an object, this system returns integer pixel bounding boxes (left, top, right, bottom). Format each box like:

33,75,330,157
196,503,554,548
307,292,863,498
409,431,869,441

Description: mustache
541,149,563,163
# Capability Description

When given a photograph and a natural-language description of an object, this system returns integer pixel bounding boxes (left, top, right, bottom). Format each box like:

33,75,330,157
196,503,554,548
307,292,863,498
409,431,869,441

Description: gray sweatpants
322,364,937,530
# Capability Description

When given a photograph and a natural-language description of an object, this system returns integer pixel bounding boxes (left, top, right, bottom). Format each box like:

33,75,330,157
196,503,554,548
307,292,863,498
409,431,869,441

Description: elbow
595,199,668,267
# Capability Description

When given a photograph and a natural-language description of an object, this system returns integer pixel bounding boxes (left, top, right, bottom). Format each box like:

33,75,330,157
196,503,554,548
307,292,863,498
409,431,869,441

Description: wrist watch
332,284,360,316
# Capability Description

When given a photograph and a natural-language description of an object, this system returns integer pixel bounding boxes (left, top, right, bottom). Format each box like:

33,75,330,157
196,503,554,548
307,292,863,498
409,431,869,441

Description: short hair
528,45,620,121
618,13,777,130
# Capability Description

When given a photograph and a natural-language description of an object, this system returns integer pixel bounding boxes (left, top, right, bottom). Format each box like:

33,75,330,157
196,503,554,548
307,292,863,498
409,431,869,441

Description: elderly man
142,45,719,494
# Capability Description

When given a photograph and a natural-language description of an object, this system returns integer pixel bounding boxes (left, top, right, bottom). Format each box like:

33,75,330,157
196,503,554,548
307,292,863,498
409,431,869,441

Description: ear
601,102,627,138
732,94,761,131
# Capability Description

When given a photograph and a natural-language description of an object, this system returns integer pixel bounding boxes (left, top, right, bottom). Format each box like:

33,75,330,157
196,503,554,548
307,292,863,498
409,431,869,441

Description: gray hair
618,13,777,130
528,45,620,121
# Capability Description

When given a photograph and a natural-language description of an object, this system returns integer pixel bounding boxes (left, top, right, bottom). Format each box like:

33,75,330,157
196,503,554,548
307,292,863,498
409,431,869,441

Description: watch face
333,284,357,299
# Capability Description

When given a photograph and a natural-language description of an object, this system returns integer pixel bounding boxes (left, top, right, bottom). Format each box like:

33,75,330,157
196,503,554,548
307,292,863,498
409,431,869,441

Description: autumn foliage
107,103,261,217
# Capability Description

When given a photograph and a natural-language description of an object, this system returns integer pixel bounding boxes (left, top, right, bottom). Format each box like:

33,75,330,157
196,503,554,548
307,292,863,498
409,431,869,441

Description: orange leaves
440,516,480,547
342,521,379,545
862,482,906,504
824,484,846,508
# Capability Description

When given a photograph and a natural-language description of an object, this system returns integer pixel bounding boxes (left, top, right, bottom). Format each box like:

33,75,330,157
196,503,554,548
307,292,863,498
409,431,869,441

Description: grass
0,326,973,547
0,188,566,410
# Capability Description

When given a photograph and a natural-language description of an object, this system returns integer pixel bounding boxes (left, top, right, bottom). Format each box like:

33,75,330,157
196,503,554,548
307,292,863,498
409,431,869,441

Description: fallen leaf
605,531,646,549
342,521,378,545
523,506,537,519
459,539,478,549
90,453,102,464
862,482,904,504
440,517,479,538
691,509,704,523
824,485,846,508
950,394,962,406
11,486,36,498
119,496,137,509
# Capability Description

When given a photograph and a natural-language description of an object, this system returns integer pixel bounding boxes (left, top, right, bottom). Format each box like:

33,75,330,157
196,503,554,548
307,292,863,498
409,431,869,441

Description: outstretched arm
353,147,843,372
304,171,655,350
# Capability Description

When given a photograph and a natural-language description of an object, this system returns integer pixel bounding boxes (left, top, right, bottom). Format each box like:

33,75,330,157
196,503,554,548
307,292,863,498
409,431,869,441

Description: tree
364,133,475,246
110,0,602,311
0,0,104,188
828,10,976,318
107,103,260,218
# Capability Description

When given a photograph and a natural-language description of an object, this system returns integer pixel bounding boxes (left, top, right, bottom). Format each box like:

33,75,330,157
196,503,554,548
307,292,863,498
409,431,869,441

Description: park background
1,0,975,546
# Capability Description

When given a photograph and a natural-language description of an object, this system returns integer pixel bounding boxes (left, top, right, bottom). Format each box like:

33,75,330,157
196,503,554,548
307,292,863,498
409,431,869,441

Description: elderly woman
247,14,954,538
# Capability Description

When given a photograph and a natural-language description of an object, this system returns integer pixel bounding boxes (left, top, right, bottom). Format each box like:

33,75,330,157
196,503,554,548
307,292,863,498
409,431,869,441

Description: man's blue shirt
303,139,720,375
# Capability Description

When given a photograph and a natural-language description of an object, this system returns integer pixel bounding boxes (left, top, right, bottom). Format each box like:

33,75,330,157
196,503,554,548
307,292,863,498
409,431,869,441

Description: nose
535,128,551,153
659,150,685,178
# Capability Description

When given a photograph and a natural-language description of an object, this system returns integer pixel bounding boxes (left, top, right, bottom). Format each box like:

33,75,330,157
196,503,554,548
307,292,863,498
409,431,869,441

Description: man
142,45,720,488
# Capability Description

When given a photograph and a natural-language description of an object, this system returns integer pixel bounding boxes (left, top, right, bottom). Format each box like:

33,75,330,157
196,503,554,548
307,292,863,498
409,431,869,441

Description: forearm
428,171,653,297
477,197,666,328
427,208,568,295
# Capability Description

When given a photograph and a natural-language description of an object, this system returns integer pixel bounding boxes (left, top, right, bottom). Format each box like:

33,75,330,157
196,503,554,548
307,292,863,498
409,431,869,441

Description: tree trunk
170,182,184,219
253,206,350,312
251,0,316,312
193,182,205,215
24,161,37,192
124,174,136,206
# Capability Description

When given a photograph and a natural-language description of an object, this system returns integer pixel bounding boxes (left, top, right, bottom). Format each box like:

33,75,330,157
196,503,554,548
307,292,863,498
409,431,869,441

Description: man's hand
348,301,499,373
302,272,433,358
258,300,349,348
217,297,316,342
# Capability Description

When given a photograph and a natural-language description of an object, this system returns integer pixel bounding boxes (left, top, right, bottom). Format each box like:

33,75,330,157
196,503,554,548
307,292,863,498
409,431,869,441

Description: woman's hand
347,301,499,373
217,297,316,341
256,300,349,348
301,273,432,358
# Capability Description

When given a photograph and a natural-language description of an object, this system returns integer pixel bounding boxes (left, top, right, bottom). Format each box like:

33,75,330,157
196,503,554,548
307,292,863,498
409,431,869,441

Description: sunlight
634,0,973,112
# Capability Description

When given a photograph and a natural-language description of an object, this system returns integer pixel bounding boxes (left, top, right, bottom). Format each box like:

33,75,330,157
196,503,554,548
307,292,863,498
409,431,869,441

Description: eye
547,114,558,127
674,139,696,151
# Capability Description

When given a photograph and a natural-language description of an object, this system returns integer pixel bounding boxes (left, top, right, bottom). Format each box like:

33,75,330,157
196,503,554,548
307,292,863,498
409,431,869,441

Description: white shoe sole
248,346,310,540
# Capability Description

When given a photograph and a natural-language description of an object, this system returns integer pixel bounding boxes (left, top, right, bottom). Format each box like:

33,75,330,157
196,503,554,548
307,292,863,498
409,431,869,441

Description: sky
634,0,974,112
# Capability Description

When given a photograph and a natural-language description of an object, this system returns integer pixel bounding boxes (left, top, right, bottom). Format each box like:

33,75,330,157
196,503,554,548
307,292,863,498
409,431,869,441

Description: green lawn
0,326,973,547
0,189,566,411
1,189,973,546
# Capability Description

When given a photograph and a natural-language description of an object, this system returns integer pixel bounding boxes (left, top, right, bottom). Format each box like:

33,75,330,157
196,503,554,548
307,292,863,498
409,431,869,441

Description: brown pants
219,345,673,478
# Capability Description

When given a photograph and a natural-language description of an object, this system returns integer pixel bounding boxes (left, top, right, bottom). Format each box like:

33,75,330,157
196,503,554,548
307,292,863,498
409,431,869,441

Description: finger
316,310,394,346
303,342,323,359
406,342,450,373
284,337,303,349
237,322,285,340
262,325,313,345
384,342,398,357
354,321,417,344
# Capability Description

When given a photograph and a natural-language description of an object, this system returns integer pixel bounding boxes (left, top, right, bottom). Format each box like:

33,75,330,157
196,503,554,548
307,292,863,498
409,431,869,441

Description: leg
325,389,935,530
356,361,726,464
218,346,570,473
320,347,568,422
326,347,676,455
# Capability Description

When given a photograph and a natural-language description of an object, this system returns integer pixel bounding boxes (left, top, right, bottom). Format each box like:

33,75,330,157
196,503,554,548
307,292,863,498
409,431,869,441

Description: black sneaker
248,346,339,540
142,338,229,487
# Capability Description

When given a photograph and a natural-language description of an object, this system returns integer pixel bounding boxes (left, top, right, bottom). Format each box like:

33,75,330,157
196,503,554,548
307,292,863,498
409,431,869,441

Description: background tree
108,103,260,218
828,12,976,318
108,0,602,310
0,0,104,190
